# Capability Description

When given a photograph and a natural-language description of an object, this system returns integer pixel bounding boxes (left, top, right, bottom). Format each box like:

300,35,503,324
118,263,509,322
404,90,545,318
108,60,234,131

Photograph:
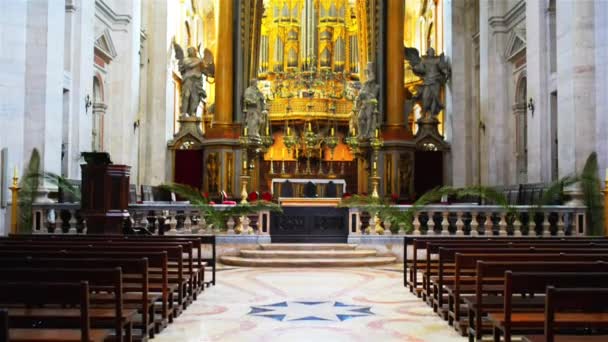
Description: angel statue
404,47,450,118
354,62,379,139
173,38,215,117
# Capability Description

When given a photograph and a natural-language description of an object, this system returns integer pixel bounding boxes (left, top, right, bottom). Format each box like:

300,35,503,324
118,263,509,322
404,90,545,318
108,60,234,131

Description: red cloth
261,192,273,201
248,192,259,201
222,200,237,205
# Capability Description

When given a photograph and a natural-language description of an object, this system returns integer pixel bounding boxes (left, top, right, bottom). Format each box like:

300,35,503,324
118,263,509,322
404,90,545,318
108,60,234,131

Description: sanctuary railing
348,204,588,237
29,202,586,237
30,202,271,236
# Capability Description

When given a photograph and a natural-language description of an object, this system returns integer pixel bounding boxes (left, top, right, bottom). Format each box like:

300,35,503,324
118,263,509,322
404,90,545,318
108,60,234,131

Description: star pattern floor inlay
153,266,466,342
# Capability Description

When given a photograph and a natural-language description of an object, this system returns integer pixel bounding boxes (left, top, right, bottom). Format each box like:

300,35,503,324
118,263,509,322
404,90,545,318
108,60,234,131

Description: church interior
1,0,608,341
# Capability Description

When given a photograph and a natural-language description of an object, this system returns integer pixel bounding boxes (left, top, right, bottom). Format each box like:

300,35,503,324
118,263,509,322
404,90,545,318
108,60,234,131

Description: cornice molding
95,0,131,31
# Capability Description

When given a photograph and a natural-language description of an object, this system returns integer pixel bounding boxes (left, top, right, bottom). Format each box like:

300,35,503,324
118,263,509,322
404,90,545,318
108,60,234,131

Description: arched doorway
92,75,107,152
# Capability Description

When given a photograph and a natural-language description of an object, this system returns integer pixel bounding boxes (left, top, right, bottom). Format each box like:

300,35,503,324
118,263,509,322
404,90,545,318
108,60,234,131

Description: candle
605,168,608,181
244,126,248,136
13,166,18,179
265,124,269,135
308,122,312,131
282,148,285,160
373,161,377,170
352,127,356,136
243,160,247,169
375,128,379,138
287,126,290,135
330,127,334,136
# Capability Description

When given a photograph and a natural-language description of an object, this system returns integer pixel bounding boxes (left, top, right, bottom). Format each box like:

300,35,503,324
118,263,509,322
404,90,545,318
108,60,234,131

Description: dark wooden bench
488,272,608,342
522,287,608,342
0,241,189,315
0,257,154,340
0,267,133,342
0,250,172,332
0,282,112,342
449,253,608,334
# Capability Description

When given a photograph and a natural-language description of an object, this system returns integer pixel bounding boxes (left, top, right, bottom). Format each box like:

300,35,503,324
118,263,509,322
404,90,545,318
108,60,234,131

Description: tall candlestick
373,161,377,170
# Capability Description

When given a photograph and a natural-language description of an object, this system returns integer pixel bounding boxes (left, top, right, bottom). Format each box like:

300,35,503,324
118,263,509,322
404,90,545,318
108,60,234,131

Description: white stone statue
243,79,266,137
173,39,215,117
355,63,379,139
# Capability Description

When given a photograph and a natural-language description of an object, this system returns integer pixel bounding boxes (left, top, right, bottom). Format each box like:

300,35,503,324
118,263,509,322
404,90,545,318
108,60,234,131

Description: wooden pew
488,272,608,342
0,241,189,314
0,281,114,342
421,241,608,302
0,249,172,332
0,257,154,340
449,253,608,333
403,237,608,290
467,262,608,341
425,244,608,306
0,268,135,342
523,287,608,342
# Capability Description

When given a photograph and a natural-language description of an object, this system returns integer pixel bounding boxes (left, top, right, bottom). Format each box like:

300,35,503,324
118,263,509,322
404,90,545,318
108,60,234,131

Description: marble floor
154,267,466,342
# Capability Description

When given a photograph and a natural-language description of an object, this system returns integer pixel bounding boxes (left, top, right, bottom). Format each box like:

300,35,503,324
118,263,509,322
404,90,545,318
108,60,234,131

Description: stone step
258,243,358,251
220,256,396,267
239,249,377,259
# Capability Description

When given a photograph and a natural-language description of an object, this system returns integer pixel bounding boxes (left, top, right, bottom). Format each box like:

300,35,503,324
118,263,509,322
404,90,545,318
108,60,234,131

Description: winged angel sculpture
173,39,215,117
404,47,450,118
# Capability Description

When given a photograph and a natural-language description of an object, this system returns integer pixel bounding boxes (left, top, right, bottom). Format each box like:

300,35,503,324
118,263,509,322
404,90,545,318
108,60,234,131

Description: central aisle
154,267,465,342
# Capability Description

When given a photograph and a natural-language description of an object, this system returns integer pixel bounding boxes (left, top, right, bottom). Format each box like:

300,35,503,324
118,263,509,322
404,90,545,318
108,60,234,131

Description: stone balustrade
31,202,271,236
348,204,588,237
30,202,586,237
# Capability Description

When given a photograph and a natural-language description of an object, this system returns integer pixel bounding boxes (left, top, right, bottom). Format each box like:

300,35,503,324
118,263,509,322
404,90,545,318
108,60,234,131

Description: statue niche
173,39,215,117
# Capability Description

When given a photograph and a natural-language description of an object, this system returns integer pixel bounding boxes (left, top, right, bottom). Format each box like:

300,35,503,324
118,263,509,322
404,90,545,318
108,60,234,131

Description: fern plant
160,183,281,231
18,149,41,233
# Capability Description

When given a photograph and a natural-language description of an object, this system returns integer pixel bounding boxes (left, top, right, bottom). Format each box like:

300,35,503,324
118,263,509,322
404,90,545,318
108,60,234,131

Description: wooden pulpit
80,152,130,235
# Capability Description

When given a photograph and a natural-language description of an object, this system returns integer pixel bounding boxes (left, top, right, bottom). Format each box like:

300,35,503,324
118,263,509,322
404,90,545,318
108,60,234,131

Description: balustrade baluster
68,209,77,234
528,213,537,236
369,215,376,235
54,210,63,234
226,216,235,234
82,218,87,234
542,212,551,237
140,213,149,232
455,212,464,236
513,214,522,237
557,212,565,237
167,211,178,235
483,212,493,235
199,216,207,234
183,211,192,234
427,211,436,235
242,215,251,234
441,212,449,235
498,212,508,236
470,212,479,236
413,212,421,235
191,211,199,232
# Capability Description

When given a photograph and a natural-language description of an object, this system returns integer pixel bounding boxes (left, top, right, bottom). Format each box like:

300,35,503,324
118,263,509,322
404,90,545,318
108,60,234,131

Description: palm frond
160,183,209,206
18,149,41,233
579,152,604,235
27,172,81,202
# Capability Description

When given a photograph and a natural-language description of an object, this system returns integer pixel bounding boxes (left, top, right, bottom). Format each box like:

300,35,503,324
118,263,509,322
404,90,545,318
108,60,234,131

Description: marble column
139,0,176,185
595,0,608,176
478,0,511,185
556,0,596,176
383,0,410,140
525,0,551,183
444,0,476,186
213,0,234,127
23,0,65,186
